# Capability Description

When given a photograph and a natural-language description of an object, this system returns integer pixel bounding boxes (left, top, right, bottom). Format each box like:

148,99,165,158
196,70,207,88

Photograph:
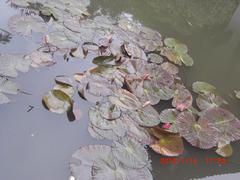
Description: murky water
1,0,240,180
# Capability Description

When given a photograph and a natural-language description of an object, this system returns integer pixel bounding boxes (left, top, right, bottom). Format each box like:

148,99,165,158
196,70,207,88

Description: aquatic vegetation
0,28,12,44
235,90,240,100
2,0,240,179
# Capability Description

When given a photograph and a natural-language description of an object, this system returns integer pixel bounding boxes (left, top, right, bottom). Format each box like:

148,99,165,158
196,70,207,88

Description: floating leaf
161,47,182,65
147,53,163,64
70,145,113,180
25,51,55,68
196,94,227,111
161,62,179,75
55,75,73,87
216,144,233,157
78,74,116,103
88,106,127,140
234,90,240,99
99,101,122,120
177,111,219,149
128,105,161,127
112,137,150,168
159,109,179,133
172,85,193,111
8,15,47,36
53,84,74,98
179,53,194,66
109,89,142,110
42,90,72,114
200,107,240,143
192,81,216,95
149,127,184,156
92,54,115,65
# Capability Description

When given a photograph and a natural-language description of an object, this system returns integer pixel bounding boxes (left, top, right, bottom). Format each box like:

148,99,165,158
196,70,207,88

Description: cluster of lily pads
2,0,240,179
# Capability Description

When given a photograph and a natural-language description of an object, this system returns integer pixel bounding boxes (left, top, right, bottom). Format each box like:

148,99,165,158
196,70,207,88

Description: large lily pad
199,107,240,143
177,111,219,149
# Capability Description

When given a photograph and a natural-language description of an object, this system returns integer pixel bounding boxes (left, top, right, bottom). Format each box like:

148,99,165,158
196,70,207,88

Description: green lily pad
192,81,216,95
42,89,72,114
92,54,115,65
179,53,194,66
216,144,233,157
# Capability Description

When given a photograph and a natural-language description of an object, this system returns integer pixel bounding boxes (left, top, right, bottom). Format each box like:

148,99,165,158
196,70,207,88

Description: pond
0,0,240,180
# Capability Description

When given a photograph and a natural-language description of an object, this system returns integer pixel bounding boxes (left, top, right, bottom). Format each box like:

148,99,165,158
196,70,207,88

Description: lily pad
177,111,219,149
161,62,179,75
192,81,216,95
92,54,115,65
42,89,72,114
196,94,227,111
159,109,179,133
109,89,142,110
128,105,161,127
200,107,240,143
234,90,240,99
149,127,184,156
112,137,150,168
172,85,193,111
70,145,113,180
216,144,233,157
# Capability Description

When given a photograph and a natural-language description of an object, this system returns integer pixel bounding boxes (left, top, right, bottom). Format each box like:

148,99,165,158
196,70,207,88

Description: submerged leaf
8,15,47,36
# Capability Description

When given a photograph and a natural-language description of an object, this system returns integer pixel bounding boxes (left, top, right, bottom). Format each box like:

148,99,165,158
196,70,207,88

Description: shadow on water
1,0,240,180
